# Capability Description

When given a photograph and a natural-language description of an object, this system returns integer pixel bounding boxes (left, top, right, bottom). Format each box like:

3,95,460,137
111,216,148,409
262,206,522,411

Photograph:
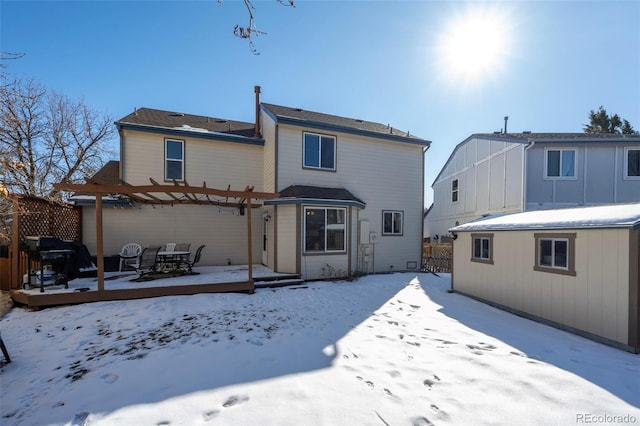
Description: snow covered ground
1,272,638,426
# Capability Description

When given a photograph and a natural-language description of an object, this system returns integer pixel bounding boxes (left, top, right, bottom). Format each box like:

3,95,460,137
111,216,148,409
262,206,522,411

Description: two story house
424,132,640,239
76,88,431,280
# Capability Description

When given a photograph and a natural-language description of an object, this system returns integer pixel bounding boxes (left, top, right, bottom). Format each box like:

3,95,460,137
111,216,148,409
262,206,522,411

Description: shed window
625,148,640,178
304,207,346,253
452,179,459,203
165,139,184,181
545,149,575,178
471,233,493,264
382,210,403,235
303,132,336,171
534,233,576,276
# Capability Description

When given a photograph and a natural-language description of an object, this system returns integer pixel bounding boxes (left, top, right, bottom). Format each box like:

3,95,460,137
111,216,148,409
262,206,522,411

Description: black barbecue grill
24,236,76,292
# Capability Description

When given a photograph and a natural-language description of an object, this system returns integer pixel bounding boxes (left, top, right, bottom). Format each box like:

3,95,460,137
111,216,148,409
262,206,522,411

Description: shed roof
450,203,640,232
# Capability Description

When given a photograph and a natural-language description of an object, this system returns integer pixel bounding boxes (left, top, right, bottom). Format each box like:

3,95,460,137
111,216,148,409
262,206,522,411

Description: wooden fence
1,196,81,290
422,242,453,273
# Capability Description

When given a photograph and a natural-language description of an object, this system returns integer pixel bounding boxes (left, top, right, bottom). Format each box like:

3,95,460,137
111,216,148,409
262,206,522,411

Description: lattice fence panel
422,243,453,273
16,197,81,244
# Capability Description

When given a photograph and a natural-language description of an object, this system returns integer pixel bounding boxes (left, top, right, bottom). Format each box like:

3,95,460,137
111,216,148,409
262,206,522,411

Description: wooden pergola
8,180,278,307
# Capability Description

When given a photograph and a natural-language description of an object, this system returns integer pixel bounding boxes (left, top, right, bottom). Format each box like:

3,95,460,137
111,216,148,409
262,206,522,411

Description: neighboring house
449,203,640,353
424,133,640,239
73,89,431,280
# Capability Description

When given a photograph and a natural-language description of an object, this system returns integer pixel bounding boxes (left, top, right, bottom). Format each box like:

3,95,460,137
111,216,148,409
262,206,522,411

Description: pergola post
246,198,253,290
95,193,104,292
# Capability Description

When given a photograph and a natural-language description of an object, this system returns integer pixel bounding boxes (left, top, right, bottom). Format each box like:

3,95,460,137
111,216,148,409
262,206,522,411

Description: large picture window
625,148,640,179
534,233,576,276
471,233,493,264
303,132,336,171
165,139,184,181
304,207,346,253
382,211,403,235
545,149,576,178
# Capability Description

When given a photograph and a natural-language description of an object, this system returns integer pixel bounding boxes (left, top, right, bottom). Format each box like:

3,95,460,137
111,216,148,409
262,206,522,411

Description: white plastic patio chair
119,243,142,272
165,242,176,252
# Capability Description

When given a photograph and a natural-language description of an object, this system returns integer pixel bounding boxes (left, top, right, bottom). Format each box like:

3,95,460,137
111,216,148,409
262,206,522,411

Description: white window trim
451,179,459,203
544,148,577,180
382,210,403,236
623,147,640,180
303,206,346,254
302,132,337,171
165,138,184,181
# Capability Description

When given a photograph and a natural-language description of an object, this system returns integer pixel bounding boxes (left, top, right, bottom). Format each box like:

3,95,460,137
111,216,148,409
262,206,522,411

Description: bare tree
0,77,116,200
218,0,295,55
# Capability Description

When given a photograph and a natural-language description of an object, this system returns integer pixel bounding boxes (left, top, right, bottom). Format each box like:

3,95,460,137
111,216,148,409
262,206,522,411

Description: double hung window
452,179,459,203
304,207,346,253
625,148,640,178
165,139,184,181
545,149,576,178
303,132,336,170
382,211,403,235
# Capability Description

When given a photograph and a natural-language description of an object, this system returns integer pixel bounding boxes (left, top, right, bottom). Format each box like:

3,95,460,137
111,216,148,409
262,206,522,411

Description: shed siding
453,229,631,347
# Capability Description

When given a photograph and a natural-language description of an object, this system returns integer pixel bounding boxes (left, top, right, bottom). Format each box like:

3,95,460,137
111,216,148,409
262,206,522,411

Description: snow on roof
450,203,640,232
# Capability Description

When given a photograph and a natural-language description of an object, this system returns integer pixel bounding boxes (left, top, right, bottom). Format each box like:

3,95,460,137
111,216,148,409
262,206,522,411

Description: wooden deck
9,265,303,310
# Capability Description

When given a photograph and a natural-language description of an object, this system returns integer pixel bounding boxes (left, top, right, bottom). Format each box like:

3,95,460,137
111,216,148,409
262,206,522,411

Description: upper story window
303,132,336,171
625,148,640,179
382,210,403,236
545,148,576,179
533,233,576,276
451,179,459,203
471,233,493,264
165,139,184,181
304,207,346,253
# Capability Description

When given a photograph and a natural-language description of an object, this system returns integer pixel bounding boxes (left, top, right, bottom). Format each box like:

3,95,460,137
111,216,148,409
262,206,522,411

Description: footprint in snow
203,410,220,422
101,373,118,384
222,395,249,407
412,416,434,425
356,376,375,389
71,412,90,426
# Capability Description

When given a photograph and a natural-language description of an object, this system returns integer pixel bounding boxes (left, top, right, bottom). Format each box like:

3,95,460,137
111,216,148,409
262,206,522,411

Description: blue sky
2,0,639,206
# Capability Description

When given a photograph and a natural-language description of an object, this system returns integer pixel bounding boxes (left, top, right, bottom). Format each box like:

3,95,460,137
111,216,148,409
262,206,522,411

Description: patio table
157,250,190,272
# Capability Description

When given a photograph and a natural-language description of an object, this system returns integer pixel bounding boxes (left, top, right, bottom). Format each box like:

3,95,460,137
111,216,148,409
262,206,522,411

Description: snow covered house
74,88,431,280
424,133,640,240
449,203,640,353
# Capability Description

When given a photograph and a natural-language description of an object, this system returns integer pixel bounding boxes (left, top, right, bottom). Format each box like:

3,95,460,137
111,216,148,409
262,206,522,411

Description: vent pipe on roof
254,86,261,137
503,116,509,134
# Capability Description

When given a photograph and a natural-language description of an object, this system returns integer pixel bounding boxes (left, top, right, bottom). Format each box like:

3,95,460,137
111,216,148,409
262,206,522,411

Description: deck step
254,275,305,289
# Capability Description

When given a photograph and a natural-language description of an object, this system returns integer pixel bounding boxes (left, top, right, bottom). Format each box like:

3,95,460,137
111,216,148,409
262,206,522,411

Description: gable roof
261,103,430,147
450,203,640,232
432,132,640,186
264,185,366,209
115,107,263,145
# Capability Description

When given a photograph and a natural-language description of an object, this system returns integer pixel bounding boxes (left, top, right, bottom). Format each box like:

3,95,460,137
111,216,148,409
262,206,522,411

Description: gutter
522,140,535,212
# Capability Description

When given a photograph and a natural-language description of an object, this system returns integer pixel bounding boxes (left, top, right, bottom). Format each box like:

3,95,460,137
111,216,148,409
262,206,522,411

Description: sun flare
438,8,513,84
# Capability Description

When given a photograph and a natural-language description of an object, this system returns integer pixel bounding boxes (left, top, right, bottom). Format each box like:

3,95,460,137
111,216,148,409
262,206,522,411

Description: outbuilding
450,203,640,353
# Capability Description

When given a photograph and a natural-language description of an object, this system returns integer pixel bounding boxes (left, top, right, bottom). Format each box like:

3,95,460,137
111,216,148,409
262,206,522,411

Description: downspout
522,140,535,211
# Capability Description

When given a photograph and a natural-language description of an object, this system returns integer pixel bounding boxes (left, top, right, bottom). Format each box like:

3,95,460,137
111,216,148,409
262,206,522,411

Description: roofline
115,122,265,146
261,105,431,147
451,223,640,232
430,132,640,187
264,197,366,209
